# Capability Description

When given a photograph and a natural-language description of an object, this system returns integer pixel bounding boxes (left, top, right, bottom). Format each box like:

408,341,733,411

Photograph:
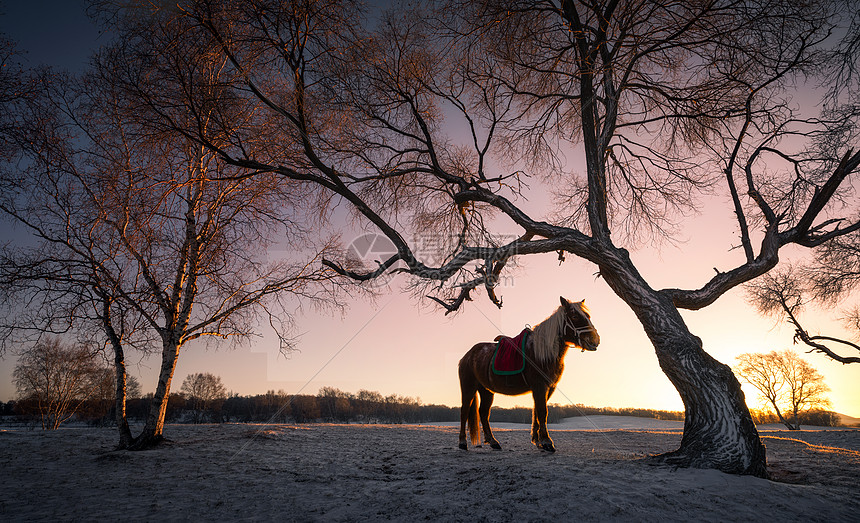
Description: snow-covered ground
1,418,857,521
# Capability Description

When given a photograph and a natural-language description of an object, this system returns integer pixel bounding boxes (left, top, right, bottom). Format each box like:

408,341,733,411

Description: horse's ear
560,296,571,308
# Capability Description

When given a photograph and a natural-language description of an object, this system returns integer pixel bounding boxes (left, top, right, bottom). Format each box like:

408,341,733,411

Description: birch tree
0,45,343,449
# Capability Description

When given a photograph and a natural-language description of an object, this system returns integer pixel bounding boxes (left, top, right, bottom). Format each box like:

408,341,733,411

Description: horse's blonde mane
531,305,566,364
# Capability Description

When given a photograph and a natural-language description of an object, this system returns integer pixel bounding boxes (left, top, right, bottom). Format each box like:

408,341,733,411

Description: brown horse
458,297,600,452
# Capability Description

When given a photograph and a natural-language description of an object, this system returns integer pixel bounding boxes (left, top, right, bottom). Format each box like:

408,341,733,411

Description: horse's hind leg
478,387,501,450
458,363,478,450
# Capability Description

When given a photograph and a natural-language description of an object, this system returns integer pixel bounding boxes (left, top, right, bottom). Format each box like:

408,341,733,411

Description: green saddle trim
492,330,529,375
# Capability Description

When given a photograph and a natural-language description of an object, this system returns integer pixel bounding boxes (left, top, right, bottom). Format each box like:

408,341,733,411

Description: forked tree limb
665,149,860,311
792,326,860,364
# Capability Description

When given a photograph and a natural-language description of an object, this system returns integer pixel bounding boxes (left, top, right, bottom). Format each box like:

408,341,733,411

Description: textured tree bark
599,249,768,478
129,339,180,450
651,330,768,477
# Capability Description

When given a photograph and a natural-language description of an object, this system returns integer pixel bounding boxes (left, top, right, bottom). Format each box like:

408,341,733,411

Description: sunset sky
1,1,857,418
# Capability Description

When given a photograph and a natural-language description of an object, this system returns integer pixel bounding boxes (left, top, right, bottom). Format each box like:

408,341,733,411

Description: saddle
492,328,531,375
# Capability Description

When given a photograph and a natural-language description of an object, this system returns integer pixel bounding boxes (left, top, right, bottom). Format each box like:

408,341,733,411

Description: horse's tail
468,393,479,446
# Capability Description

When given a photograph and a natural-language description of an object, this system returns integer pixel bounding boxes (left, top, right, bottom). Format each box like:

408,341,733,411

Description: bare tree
13,337,104,430
0,29,154,444
0,44,344,449
180,372,227,423
317,387,352,422
0,216,160,444
289,394,320,423
735,349,831,430
0,33,29,159
92,0,860,476
84,367,144,424
746,267,860,364
125,373,143,400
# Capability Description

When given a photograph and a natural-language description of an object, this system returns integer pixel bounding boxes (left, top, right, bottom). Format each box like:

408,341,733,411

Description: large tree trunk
129,338,180,450
600,251,768,478
650,324,768,477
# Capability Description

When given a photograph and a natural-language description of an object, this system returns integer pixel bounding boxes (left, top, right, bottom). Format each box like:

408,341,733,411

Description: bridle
562,307,596,349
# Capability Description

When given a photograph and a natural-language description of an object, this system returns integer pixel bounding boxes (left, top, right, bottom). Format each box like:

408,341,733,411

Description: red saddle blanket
492,328,531,375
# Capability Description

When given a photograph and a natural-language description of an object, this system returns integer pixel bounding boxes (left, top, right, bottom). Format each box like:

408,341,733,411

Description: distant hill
838,413,860,427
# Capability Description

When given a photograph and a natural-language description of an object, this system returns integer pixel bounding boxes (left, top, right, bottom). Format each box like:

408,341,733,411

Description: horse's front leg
531,387,554,452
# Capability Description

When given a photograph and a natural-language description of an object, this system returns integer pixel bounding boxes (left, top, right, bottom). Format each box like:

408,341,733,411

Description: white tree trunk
130,338,180,449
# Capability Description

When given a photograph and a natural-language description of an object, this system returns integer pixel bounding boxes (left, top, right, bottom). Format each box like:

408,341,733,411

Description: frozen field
1,418,858,521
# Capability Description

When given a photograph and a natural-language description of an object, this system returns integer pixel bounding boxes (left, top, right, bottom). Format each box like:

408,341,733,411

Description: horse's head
560,296,600,352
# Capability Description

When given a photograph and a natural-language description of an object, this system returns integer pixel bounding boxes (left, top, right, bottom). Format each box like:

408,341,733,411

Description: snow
0,417,857,521
423,414,686,431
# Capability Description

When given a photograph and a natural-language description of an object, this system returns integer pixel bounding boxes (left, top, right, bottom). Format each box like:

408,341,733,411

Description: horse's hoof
490,442,502,450
459,442,467,450
541,443,556,453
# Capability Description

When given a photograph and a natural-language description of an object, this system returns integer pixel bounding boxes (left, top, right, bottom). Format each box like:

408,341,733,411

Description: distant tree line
747,409,841,427
2,385,844,428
